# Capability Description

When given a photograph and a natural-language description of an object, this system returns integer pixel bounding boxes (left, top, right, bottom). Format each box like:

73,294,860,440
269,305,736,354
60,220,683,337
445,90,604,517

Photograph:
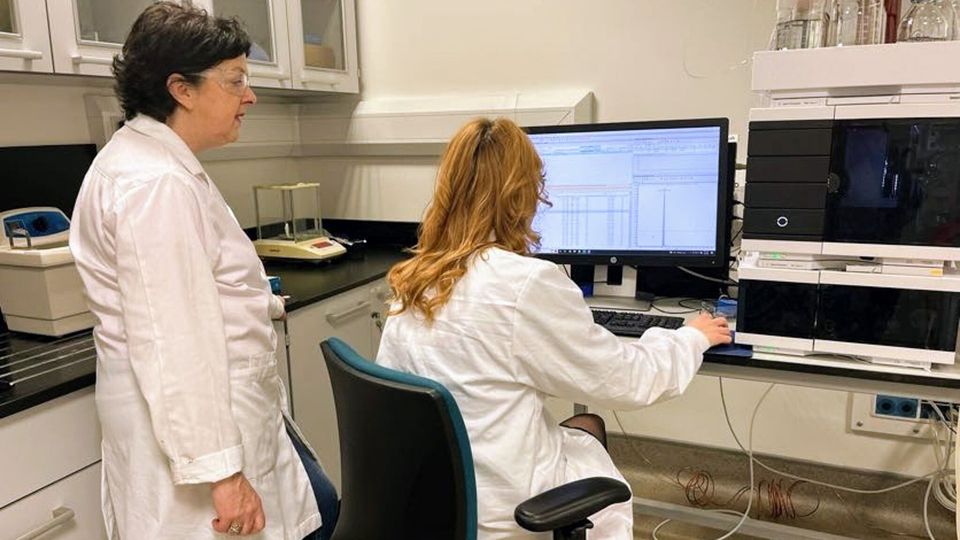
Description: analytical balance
252,182,345,262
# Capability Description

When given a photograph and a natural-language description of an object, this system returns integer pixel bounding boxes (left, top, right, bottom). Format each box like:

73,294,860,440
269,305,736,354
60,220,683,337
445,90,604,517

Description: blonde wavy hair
387,117,550,322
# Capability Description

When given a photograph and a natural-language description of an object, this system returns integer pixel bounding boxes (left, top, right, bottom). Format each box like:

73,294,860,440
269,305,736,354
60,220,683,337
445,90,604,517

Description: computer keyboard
591,309,685,338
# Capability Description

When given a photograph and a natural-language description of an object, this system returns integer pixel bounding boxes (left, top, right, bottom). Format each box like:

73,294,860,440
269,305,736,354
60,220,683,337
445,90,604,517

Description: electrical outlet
850,394,956,439
874,395,919,419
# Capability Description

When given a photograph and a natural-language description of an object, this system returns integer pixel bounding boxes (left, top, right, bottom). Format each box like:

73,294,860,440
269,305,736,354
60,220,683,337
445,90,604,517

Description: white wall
308,0,781,223
0,81,111,146
343,0,945,476
357,0,771,148
0,77,300,227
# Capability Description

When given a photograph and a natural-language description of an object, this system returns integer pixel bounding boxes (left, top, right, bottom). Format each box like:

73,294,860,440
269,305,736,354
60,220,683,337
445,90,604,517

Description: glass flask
898,0,952,42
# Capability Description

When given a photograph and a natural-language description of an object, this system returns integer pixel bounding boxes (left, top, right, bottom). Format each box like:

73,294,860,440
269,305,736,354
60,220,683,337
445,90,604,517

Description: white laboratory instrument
738,40,960,369
0,207,94,336
252,182,346,262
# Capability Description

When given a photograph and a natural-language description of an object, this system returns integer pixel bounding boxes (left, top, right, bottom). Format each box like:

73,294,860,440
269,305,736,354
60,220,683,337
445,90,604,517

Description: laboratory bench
0,244,408,421
1,249,958,539
587,295,960,402
5,247,960,421
263,245,407,312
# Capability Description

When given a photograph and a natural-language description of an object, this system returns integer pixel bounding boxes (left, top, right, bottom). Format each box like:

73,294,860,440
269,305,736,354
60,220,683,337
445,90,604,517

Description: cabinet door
201,0,293,89
286,284,376,489
0,388,101,510
0,462,106,540
47,0,157,75
0,0,54,72
286,0,358,93
274,320,293,411
368,279,389,357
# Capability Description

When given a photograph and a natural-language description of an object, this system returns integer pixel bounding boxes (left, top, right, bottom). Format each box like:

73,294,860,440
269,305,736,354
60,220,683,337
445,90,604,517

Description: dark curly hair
113,2,251,122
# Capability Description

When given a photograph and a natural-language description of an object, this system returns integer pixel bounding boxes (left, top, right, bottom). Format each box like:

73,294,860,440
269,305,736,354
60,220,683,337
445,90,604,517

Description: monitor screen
526,119,729,267
0,144,97,218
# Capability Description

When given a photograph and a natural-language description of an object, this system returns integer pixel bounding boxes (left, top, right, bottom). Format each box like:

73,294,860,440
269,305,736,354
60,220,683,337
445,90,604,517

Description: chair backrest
321,338,478,540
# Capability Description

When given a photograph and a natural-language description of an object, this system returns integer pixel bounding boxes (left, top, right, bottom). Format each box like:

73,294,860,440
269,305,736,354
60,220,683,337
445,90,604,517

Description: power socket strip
849,394,956,439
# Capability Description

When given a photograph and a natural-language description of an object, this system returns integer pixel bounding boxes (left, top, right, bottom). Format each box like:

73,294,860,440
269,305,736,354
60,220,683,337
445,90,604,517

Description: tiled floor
607,435,957,540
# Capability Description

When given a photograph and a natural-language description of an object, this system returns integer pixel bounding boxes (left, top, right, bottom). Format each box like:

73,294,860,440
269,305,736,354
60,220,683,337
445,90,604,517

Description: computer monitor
526,119,730,269
0,144,97,218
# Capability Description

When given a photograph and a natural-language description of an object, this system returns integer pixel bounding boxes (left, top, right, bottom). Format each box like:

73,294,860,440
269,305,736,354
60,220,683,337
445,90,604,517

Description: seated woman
376,117,731,539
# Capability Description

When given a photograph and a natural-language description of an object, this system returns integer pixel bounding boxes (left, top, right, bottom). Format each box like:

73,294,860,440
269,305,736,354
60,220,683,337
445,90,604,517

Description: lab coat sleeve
115,173,243,485
513,263,710,410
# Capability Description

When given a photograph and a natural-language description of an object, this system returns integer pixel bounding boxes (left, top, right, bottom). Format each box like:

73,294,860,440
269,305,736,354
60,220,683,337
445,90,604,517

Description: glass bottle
898,0,952,42
937,0,960,37
857,0,887,45
831,0,861,45
775,0,831,49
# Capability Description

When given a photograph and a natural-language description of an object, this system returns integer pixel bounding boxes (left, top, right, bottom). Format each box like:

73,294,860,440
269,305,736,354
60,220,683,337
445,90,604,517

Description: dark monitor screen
0,144,97,218
526,119,729,267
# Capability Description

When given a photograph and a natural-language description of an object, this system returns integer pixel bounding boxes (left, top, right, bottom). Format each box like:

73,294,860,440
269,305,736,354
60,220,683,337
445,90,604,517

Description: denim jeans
287,424,339,540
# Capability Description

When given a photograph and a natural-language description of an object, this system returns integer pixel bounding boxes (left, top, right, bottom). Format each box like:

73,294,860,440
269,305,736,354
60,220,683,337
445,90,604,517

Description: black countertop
704,348,960,389
264,246,407,311
4,244,959,420
0,245,408,420
0,332,97,419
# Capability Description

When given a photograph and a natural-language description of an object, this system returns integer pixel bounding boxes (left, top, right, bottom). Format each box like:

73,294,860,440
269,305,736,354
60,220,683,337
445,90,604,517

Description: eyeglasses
201,67,251,97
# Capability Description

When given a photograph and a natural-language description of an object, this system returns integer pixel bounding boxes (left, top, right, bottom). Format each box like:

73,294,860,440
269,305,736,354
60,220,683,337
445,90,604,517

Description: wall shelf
753,41,960,96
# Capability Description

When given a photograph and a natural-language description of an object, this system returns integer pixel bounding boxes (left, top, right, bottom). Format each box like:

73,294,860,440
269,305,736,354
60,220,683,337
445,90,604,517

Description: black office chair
320,337,631,540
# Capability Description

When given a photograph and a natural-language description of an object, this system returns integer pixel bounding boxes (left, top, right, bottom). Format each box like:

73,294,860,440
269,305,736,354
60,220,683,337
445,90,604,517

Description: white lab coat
69,115,322,540
377,248,709,539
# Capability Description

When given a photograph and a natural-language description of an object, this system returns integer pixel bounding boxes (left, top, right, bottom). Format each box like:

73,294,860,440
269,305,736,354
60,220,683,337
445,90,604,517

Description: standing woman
377,117,730,538
70,3,337,538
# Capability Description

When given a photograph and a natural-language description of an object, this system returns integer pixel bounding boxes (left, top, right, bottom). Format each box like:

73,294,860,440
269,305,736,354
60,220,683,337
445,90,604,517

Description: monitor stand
632,290,655,311
569,264,653,311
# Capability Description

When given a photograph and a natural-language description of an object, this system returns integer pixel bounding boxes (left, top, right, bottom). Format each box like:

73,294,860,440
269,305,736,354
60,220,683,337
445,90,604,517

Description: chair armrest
514,477,631,532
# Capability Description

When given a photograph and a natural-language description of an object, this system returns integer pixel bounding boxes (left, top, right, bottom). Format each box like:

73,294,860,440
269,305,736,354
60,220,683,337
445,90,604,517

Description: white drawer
0,462,106,540
0,388,101,509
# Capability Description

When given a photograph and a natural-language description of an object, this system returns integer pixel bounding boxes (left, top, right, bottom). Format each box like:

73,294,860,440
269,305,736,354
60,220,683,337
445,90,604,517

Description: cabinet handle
326,301,371,326
16,507,75,540
253,71,291,81
71,54,114,66
0,48,43,60
299,71,341,88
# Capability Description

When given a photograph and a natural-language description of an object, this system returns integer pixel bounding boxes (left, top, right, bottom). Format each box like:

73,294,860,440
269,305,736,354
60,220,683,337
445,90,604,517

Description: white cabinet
274,319,293,411
198,0,358,93
0,388,105,540
3,0,359,93
0,0,54,73
201,0,293,89
0,463,106,540
47,0,159,76
369,279,389,357
286,0,359,93
286,279,385,489
0,389,101,510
